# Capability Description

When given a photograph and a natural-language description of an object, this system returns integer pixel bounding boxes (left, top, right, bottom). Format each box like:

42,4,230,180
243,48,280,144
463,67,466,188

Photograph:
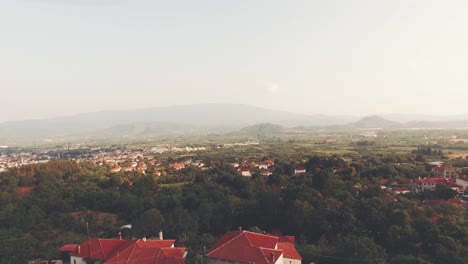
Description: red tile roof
379,179,389,185
71,238,184,264
277,242,302,260
156,248,186,264
418,178,454,184
70,238,130,259
59,244,78,252
205,231,301,263
244,232,278,249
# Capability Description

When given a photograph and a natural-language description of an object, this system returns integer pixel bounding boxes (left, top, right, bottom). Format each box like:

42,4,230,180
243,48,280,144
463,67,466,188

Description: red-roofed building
59,244,78,252
170,162,185,171
294,167,306,175
415,177,455,191
111,164,121,173
205,230,301,264
70,237,185,264
379,179,389,185
431,165,457,178
277,243,302,263
241,169,252,177
391,186,410,195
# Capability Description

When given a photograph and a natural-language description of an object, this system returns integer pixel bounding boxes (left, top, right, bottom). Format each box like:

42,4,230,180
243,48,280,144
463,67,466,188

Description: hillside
239,123,290,135
2,105,468,143
0,104,357,141
349,115,402,129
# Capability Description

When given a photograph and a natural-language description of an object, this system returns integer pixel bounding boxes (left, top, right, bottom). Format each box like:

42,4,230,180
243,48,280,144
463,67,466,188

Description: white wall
283,257,301,264
70,256,86,264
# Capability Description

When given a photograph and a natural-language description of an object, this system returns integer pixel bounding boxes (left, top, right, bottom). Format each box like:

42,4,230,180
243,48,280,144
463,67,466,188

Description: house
69,236,185,264
294,166,306,174
414,177,455,191
241,169,252,177
258,164,269,170
260,169,272,176
391,186,410,195
379,179,389,185
170,162,185,171
205,230,301,264
431,165,457,178
110,164,121,173
137,162,147,174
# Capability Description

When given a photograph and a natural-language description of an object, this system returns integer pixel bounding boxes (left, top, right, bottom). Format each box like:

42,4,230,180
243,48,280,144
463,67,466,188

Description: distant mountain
404,120,468,129
348,116,402,129
2,105,468,143
382,113,468,123
0,104,341,140
97,122,202,137
240,123,290,135
336,115,468,130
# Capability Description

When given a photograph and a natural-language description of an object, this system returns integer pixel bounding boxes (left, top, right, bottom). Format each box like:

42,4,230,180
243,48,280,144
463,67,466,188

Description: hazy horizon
2,0,468,122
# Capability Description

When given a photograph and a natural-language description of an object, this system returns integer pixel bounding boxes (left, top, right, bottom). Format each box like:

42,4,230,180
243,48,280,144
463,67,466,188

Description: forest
0,138,467,264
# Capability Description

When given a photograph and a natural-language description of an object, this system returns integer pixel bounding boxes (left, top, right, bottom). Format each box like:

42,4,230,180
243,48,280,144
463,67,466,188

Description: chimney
118,231,122,240
159,230,163,240
78,245,81,255
142,236,147,242
238,226,242,231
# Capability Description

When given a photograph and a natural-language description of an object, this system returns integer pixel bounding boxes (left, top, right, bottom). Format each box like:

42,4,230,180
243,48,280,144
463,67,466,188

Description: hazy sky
1,0,468,122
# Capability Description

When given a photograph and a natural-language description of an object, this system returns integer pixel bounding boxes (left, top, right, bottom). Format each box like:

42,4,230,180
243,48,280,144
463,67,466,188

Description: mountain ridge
1,104,468,142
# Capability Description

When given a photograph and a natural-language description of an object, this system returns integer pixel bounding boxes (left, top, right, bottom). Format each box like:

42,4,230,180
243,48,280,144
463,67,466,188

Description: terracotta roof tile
71,238,184,264
206,231,301,263
277,242,302,260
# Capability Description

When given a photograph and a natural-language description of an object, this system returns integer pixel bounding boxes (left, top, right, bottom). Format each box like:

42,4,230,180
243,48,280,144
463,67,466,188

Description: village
3,141,468,264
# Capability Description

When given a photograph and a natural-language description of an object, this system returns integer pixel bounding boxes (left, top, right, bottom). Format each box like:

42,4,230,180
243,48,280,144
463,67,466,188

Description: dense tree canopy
0,147,467,264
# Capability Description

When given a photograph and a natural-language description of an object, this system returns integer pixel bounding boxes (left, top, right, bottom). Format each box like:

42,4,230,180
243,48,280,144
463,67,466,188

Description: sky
1,0,468,122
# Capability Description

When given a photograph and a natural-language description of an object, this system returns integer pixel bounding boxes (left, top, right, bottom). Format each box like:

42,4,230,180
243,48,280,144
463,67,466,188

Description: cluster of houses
0,144,211,174
108,158,164,176
229,158,276,177
379,162,467,195
150,146,207,154
0,151,50,173
378,162,468,210
108,157,210,177
59,229,302,264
